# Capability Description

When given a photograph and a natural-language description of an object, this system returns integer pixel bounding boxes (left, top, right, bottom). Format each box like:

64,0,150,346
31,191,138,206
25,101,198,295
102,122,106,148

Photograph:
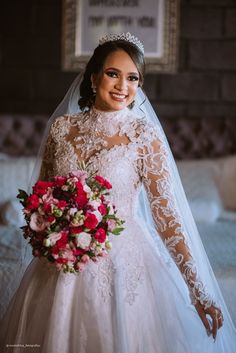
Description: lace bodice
39,106,214,309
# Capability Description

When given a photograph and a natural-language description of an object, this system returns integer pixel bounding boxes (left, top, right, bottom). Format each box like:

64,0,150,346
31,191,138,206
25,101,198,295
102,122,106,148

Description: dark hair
78,40,145,110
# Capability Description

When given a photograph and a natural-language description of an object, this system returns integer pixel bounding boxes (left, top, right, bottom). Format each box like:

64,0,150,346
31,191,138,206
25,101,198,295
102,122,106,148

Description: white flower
83,184,91,193
67,208,78,217
48,232,63,246
75,232,92,249
88,200,100,210
105,241,112,250
43,238,51,247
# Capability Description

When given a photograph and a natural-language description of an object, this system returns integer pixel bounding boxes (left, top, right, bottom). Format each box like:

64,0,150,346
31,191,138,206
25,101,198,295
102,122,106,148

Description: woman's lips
110,92,128,102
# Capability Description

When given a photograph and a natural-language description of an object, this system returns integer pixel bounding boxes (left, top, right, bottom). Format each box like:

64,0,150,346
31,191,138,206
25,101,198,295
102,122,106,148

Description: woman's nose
115,77,127,91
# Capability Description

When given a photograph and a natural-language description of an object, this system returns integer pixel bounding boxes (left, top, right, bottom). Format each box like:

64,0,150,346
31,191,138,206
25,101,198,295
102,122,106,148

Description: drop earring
92,85,96,94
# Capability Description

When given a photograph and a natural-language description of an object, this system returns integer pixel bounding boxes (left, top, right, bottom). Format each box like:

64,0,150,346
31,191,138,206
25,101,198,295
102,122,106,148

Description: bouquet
17,169,125,274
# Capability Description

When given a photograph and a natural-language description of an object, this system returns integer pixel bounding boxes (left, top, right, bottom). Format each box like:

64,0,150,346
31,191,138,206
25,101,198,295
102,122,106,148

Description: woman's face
92,50,140,112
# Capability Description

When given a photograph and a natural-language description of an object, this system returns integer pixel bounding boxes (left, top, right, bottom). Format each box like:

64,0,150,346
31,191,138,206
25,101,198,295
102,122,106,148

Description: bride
0,33,235,353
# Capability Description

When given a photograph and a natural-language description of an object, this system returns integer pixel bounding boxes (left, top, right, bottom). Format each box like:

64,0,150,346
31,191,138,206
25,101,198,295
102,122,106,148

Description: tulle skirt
0,218,235,353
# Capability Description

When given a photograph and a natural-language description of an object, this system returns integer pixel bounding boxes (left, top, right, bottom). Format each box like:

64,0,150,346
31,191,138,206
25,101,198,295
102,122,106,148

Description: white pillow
0,156,36,205
212,155,236,211
0,199,25,227
0,153,9,160
177,159,223,223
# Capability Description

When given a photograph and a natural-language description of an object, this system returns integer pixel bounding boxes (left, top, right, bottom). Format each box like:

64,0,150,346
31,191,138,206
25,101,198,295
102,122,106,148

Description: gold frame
62,0,180,73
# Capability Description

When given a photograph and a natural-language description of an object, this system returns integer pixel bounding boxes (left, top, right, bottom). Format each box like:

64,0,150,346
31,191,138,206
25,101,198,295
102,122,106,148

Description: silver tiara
99,32,144,54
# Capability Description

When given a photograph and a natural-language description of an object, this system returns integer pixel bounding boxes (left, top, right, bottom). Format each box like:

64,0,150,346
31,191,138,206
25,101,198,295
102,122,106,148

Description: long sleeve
137,120,214,310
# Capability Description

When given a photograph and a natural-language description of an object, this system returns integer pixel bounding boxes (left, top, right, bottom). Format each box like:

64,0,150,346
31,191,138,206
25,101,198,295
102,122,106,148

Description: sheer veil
9,67,236,339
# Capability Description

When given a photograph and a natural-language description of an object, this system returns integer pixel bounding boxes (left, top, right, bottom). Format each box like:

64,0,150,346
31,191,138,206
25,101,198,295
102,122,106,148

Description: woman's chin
107,99,129,111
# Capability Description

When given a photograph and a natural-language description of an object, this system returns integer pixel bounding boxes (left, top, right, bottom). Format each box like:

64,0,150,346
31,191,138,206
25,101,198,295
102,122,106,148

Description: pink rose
29,212,47,232
107,219,116,232
70,170,87,183
76,262,86,272
81,254,90,264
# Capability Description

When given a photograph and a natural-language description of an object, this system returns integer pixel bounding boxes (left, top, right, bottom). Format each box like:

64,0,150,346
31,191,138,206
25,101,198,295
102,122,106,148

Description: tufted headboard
160,116,236,159
0,115,48,156
1,114,236,159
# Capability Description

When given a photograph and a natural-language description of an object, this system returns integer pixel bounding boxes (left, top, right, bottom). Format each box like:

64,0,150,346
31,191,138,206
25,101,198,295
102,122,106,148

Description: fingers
212,314,218,340
208,307,224,340
195,304,211,335
195,302,224,341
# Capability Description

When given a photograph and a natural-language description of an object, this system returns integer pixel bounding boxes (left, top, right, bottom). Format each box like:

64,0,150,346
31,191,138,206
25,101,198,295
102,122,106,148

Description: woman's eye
106,71,118,78
128,75,139,82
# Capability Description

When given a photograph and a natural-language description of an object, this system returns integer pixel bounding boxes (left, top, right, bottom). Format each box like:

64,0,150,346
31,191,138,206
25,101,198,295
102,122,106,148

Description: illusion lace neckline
89,106,129,122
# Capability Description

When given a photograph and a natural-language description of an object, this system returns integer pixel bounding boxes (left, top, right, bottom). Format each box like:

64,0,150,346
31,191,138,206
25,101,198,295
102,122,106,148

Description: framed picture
62,0,180,73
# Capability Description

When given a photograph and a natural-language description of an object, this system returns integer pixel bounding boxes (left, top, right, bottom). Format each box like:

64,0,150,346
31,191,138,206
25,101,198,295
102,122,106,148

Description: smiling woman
91,50,140,111
78,39,145,111
0,33,236,353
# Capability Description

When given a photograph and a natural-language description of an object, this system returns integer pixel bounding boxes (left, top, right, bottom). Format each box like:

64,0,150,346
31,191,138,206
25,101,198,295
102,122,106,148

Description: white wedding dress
0,107,235,353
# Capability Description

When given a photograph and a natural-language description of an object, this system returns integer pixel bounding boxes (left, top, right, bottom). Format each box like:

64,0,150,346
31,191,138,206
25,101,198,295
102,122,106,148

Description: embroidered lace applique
39,107,214,309
137,119,214,309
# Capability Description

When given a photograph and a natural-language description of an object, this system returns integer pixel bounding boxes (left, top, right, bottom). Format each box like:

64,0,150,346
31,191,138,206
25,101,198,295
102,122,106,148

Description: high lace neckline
89,105,129,122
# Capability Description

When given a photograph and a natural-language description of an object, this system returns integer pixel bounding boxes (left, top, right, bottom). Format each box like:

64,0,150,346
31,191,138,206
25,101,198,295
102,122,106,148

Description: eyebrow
105,67,139,75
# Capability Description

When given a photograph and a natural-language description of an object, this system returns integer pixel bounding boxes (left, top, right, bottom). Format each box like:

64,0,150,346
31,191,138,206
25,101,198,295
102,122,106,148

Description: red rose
95,228,106,243
47,215,56,224
98,204,107,215
43,202,52,213
76,181,84,191
53,176,67,187
84,213,98,229
74,192,88,208
95,175,112,189
95,175,106,186
70,227,83,235
56,232,68,248
104,180,112,189
55,257,67,264
33,181,53,196
58,200,67,209
26,194,40,210
73,248,86,256
51,232,68,254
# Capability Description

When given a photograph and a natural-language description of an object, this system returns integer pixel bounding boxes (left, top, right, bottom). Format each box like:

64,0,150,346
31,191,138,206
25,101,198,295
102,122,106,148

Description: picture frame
62,0,180,73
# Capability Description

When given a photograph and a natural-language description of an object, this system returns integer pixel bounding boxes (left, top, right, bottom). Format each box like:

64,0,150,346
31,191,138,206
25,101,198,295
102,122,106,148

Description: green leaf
17,189,28,200
111,227,125,235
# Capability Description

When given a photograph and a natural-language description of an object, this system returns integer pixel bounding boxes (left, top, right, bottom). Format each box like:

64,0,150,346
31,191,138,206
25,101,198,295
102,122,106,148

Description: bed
0,114,236,324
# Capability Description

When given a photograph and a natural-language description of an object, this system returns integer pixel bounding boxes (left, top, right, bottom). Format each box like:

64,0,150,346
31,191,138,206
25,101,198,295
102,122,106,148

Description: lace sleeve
137,121,214,310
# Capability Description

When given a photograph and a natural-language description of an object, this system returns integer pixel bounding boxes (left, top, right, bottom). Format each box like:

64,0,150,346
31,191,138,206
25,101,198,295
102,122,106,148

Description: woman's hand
194,301,224,340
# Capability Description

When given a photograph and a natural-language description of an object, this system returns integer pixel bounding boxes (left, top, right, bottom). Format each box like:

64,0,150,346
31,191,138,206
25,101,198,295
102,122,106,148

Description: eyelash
106,71,139,82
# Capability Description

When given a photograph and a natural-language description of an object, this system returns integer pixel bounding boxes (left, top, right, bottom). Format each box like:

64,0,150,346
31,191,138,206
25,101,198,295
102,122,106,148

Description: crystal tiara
99,32,144,54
